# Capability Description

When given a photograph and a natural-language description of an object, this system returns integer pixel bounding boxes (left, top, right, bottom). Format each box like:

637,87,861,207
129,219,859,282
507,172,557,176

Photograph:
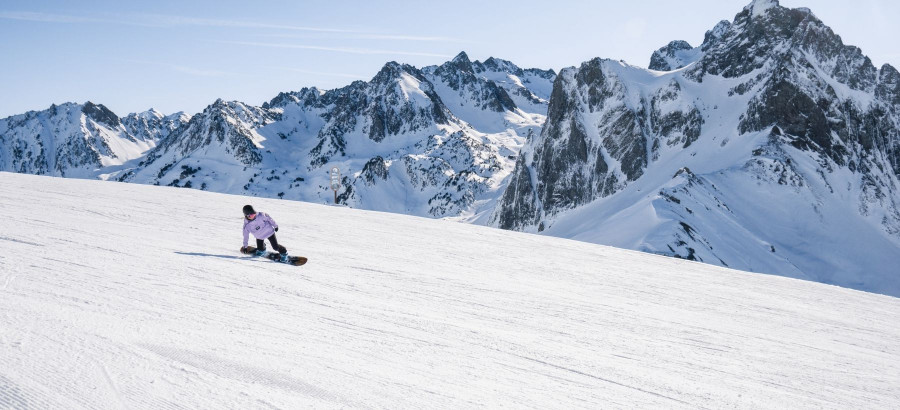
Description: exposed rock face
491,0,900,296
492,57,703,229
493,152,539,230
82,102,121,128
361,156,389,185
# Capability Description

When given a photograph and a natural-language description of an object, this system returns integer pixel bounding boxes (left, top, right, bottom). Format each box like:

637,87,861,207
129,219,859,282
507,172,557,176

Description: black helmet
242,205,256,216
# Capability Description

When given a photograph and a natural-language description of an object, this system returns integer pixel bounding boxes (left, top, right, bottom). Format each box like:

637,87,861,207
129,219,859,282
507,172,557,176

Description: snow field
0,172,898,408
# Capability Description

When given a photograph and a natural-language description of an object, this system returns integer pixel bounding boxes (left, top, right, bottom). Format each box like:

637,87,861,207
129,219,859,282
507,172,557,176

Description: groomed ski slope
0,172,898,409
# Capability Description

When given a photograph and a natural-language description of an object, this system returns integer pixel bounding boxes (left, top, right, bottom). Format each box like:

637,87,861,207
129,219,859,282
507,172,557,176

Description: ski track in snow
0,172,899,409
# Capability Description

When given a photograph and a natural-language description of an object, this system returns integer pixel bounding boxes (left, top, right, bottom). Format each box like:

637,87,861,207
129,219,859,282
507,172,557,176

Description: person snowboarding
240,205,290,262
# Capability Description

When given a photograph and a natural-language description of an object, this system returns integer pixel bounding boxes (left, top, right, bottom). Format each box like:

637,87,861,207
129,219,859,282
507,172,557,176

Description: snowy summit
748,0,779,18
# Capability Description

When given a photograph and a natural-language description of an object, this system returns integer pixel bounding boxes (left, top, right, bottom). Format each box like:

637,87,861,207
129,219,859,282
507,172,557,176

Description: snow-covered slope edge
1,171,898,409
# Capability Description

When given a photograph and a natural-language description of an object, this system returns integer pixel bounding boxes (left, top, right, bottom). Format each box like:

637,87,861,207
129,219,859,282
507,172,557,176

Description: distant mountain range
1,0,898,296
0,53,553,219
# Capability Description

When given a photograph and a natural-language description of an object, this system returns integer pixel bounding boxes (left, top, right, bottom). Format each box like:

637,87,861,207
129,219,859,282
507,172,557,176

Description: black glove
275,227,279,232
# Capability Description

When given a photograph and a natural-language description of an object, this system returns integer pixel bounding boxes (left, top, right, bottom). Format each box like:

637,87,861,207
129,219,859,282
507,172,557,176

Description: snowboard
241,246,308,266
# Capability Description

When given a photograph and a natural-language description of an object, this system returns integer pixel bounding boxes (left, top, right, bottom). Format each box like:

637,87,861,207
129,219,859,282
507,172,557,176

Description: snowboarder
240,205,290,262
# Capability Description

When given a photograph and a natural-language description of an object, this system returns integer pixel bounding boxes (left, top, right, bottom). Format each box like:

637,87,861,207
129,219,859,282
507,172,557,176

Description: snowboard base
241,246,307,266
265,252,308,266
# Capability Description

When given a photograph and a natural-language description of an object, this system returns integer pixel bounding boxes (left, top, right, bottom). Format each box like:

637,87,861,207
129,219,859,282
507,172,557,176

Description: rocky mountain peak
82,101,121,128
262,87,323,109
649,40,700,71
450,51,473,66
478,57,524,76
129,108,163,119
524,67,557,80
687,0,873,87
697,21,731,56
430,51,474,77
746,0,779,18
121,108,188,144
372,61,422,85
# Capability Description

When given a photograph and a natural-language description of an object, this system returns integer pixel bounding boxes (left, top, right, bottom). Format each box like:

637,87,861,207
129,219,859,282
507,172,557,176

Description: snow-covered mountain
117,53,554,219
119,99,278,190
0,102,183,178
649,40,701,72
422,52,554,133
2,171,898,408
0,53,553,220
121,108,190,143
490,0,900,296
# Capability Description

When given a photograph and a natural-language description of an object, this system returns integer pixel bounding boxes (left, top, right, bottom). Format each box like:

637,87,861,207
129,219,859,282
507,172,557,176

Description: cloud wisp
0,10,100,23
0,10,461,43
123,59,242,78
133,14,355,33
256,32,467,43
225,41,454,58
169,65,239,78
0,10,353,32
268,66,368,80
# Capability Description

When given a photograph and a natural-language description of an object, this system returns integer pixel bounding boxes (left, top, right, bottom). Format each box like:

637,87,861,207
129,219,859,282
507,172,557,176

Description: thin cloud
353,34,465,42
269,66,367,80
258,32,467,43
123,59,241,78
1,10,459,43
135,14,355,33
169,65,238,78
0,11,99,23
0,10,358,33
225,41,454,58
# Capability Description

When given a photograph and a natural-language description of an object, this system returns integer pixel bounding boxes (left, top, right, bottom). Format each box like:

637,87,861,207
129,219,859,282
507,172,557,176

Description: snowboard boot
254,248,267,257
279,253,289,263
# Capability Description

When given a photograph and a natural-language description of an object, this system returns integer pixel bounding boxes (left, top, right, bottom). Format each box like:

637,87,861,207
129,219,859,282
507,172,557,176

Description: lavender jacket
243,212,279,246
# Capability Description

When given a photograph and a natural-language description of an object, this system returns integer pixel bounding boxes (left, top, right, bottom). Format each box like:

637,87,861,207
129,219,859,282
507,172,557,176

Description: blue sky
1,0,897,118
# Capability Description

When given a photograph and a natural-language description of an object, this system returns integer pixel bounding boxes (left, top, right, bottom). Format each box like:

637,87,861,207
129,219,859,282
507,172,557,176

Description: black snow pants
257,233,287,255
